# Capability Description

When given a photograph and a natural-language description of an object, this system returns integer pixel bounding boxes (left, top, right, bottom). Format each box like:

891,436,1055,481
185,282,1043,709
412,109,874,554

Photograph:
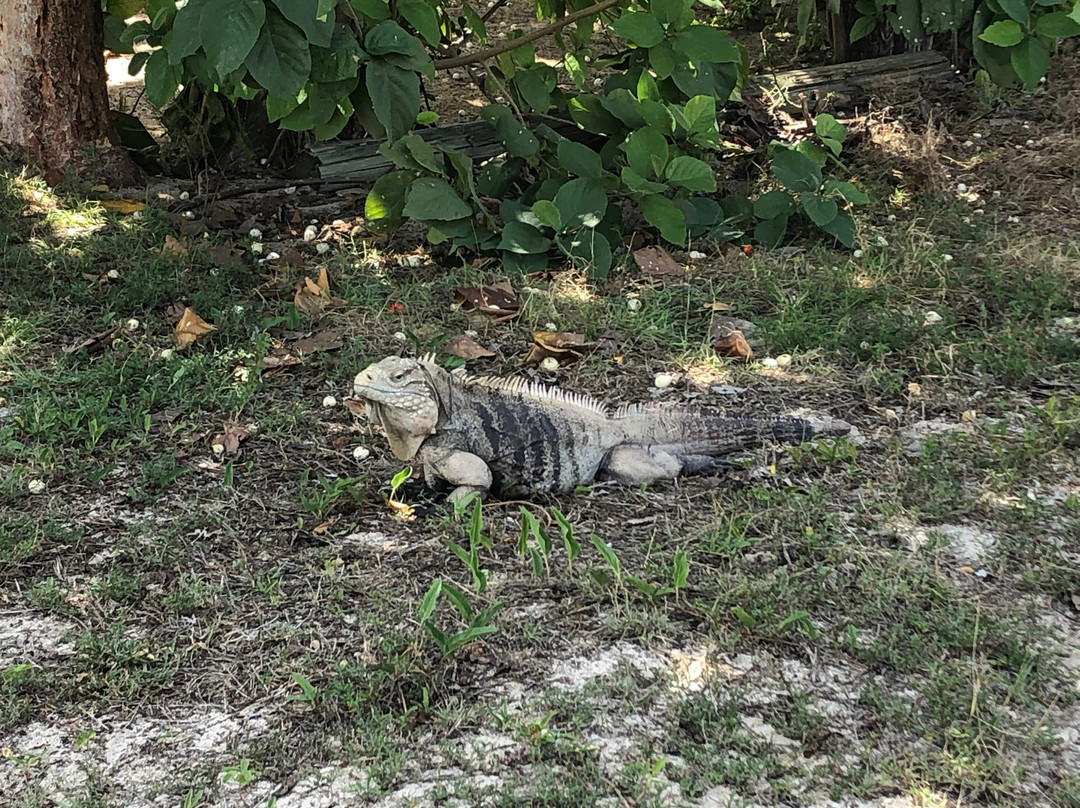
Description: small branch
433,0,623,71
480,0,513,22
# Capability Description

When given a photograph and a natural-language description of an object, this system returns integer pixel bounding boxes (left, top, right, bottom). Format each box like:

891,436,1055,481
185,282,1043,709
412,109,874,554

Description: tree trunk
0,0,140,184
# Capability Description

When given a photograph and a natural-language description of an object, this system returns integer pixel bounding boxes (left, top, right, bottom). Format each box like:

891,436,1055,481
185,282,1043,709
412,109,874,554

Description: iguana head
351,356,439,460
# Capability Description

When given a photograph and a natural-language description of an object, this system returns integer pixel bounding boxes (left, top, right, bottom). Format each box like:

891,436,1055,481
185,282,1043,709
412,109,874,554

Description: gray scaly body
351,355,847,501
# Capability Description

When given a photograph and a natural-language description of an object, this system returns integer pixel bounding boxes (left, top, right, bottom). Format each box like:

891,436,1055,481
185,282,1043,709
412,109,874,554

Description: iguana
350,354,848,501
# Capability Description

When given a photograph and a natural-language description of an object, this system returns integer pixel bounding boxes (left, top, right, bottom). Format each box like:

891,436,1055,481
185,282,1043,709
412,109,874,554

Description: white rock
322,396,338,408
544,322,557,331
106,269,121,279
626,297,642,312
942,253,954,262
265,251,280,260
284,186,297,195
653,372,673,388
924,311,943,325
179,191,190,200
760,357,779,368
159,349,175,360
973,132,982,139
316,242,331,254
887,214,896,222
853,249,863,258
125,318,140,332
963,140,974,147
248,228,262,239
1026,139,1035,147
775,353,792,368
540,357,560,372
957,182,968,192
27,479,46,495
184,210,195,220
688,250,706,259
353,446,371,461
452,72,464,80
303,225,318,241
876,235,888,246
393,331,408,342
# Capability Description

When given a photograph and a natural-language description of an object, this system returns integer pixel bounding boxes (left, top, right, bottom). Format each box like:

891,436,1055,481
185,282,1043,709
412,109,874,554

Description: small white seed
393,331,408,342
248,228,262,239
760,357,779,369
250,242,263,254
688,250,706,260
653,372,673,388
942,254,954,263
322,395,337,408
956,183,968,192
184,211,195,220
107,269,121,279
924,311,943,325
27,479,46,495
853,249,864,259
775,354,792,368
159,348,175,360
544,322,557,331
316,242,331,254
540,357,560,372
179,191,190,200
125,318,140,332
353,446,371,461
265,251,281,261
303,225,318,242
626,297,642,312
284,186,297,195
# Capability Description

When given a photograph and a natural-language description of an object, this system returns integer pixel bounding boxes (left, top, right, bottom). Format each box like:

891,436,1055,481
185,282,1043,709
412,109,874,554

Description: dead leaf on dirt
446,335,495,360
64,324,121,355
523,331,594,365
343,399,366,417
210,244,246,269
258,354,301,370
209,202,240,226
389,498,416,520
161,235,188,259
211,424,250,454
288,327,346,355
294,267,346,317
454,283,520,322
703,301,732,311
709,315,754,361
174,306,216,349
99,199,147,214
633,245,684,277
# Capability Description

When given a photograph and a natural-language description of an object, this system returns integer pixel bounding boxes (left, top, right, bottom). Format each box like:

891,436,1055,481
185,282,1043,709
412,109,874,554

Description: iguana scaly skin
351,355,847,501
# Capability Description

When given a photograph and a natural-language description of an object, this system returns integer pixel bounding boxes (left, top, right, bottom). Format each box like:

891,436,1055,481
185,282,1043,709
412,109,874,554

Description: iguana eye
392,371,406,381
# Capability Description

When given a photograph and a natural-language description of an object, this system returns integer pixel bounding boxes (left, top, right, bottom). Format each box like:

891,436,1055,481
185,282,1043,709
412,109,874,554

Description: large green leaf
610,11,665,47
200,0,264,76
621,167,668,193
568,94,623,135
650,0,690,25
979,19,1024,46
366,60,420,140
801,193,839,227
822,208,856,247
753,189,795,219
554,178,607,229
169,0,208,63
399,0,442,45
670,26,740,63
639,194,686,245
365,20,427,64
1035,11,1080,37
498,220,552,254
513,67,552,113
403,178,473,221
682,95,717,135
1010,36,1051,88
649,41,677,78
754,215,788,247
270,0,334,46
997,0,1030,23
849,14,877,42
599,89,647,128
531,200,562,231
480,105,539,158
477,157,523,197
365,170,418,232
665,155,716,192
814,113,846,143
144,49,183,107
245,10,312,98
771,147,822,193
622,126,669,178
310,24,365,81
350,0,390,20
557,141,604,178
638,99,676,134
107,0,145,18
558,230,613,278
823,179,870,205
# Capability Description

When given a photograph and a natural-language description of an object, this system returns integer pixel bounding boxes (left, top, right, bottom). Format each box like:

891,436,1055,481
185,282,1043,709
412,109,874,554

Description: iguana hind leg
603,446,738,486
422,446,493,502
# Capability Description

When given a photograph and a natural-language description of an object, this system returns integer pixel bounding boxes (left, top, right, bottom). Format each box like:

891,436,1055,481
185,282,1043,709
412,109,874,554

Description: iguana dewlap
350,355,847,501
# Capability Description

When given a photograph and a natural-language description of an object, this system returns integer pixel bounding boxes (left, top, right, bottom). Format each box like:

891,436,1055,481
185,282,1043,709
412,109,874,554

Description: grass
2,85,1080,807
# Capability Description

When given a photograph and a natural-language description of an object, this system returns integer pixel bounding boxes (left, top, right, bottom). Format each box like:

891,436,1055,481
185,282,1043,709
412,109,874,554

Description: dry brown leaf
703,301,732,311
522,331,594,365
258,354,301,370
209,244,245,269
294,267,346,317
161,235,188,259
288,327,345,355
99,199,147,214
446,335,495,360
174,307,217,349
454,284,520,322
343,399,366,416
633,245,684,277
958,565,975,575
64,324,121,355
712,328,753,361
211,424,250,454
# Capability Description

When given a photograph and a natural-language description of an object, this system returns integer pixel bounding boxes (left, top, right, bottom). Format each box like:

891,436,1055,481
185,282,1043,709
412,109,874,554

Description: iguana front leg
421,446,493,502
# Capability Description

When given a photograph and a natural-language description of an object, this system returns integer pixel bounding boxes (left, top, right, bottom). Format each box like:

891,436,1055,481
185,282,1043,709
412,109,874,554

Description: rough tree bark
0,0,140,184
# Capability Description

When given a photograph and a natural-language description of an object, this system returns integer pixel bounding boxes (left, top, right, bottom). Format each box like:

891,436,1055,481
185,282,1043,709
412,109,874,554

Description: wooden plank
307,51,955,188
